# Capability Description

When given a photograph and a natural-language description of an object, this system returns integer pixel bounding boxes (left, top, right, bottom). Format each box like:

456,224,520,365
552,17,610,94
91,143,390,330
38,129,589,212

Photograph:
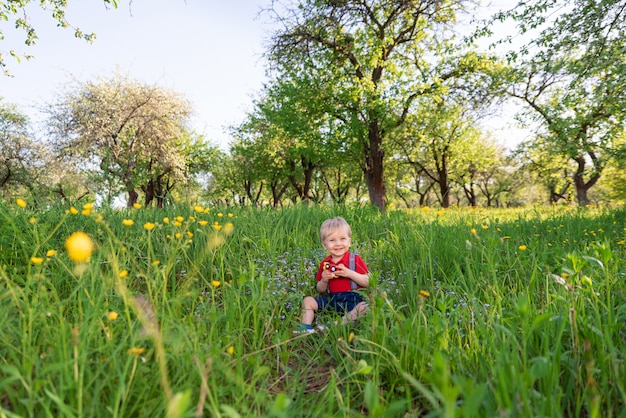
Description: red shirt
315,252,368,293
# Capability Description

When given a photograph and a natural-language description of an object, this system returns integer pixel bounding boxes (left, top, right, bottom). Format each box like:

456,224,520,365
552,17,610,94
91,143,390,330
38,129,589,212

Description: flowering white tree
46,74,200,208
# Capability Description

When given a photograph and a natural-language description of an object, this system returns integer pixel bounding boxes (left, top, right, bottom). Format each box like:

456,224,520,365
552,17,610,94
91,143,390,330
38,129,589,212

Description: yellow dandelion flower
617,240,625,245
194,205,204,213
502,236,510,240
143,222,156,231
95,215,104,222
209,234,225,248
122,219,134,227
212,280,221,288
83,202,94,210
470,228,477,235
119,270,129,278
189,216,196,222
127,347,145,356
175,232,182,239
46,249,57,257
151,260,160,266
204,208,210,213
561,272,570,279
198,220,208,226
482,225,489,230
69,206,79,215
421,206,430,211
419,290,430,298
81,208,91,216
223,222,234,235
348,332,355,343
133,203,142,209
213,223,223,231
187,231,193,238
175,216,184,223
16,198,27,208
436,210,444,217
29,217,36,224
31,256,44,265
518,245,527,251
217,212,224,217
173,221,182,227
227,346,234,355
163,217,170,224
108,311,119,321
227,213,234,218
65,231,95,263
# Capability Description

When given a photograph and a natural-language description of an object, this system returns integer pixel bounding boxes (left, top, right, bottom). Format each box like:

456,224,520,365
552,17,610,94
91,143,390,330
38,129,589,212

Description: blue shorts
314,292,365,313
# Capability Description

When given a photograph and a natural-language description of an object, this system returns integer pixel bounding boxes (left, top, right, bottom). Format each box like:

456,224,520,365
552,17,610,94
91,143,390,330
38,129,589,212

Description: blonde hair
320,217,352,242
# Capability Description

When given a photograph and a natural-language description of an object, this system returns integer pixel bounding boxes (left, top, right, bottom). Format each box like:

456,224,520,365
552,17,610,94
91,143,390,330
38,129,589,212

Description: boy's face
322,227,351,260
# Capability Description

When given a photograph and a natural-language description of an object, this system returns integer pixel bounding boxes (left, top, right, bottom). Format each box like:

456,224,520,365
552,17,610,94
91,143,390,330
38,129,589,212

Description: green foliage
265,0,480,211
493,0,626,207
1,197,626,416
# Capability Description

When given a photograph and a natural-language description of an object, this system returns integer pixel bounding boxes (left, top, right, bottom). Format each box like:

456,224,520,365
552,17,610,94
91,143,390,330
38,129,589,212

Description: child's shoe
293,324,315,335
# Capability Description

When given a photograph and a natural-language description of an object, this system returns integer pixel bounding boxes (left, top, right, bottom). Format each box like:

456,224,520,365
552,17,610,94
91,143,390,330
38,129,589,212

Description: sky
0,0,273,149
0,0,527,151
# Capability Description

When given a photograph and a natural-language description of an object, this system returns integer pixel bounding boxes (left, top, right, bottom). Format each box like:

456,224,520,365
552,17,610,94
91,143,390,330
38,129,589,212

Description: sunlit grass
0,200,625,417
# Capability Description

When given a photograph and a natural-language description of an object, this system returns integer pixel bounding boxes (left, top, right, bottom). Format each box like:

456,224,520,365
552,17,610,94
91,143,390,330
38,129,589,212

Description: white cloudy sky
0,0,273,149
0,0,527,151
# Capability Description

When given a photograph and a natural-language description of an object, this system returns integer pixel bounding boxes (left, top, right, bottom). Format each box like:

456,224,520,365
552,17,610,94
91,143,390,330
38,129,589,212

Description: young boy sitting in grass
294,216,370,334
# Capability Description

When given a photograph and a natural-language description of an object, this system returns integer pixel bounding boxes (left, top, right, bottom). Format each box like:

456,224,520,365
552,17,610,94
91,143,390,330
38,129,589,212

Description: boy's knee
355,301,369,315
303,296,317,310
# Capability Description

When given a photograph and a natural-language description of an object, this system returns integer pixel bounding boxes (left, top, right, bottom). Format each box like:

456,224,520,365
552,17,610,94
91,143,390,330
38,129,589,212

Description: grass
0,200,625,417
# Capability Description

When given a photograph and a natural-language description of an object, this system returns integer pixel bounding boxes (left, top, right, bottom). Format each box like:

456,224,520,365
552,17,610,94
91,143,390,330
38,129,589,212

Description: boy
294,217,370,334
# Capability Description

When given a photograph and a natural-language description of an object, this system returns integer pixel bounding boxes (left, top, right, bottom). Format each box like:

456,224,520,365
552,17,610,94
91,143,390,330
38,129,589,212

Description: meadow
0,200,625,417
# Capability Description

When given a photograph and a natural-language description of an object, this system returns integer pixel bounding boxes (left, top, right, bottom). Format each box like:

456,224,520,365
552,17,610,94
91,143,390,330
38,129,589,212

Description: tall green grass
0,200,625,417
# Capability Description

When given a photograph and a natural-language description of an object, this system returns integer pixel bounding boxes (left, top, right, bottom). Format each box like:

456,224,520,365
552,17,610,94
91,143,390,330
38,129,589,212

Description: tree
513,136,574,204
268,0,469,211
248,76,330,204
457,139,510,207
0,99,36,196
46,74,195,207
1,98,92,203
0,0,118,75
393,101,490,208
493,0,626,206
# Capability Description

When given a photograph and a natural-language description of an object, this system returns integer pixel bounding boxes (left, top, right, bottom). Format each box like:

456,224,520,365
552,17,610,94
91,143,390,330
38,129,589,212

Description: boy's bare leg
301,296,318,325
342,301,369,324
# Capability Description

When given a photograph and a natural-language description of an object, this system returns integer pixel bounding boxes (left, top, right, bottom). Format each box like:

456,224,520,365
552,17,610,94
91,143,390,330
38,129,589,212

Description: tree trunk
437,164,450,208
573,155,600,207
127,189,139,207
144,179,155,207
364,122,386,212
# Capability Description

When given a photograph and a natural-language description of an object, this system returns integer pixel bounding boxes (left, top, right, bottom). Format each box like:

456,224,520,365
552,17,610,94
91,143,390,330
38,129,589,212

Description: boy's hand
332,264,351,279
321,269,335,282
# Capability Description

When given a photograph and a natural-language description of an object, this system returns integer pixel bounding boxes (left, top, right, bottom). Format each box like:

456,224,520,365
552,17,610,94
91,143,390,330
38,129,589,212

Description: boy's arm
346,269,370,288
334,265,370,288
316,268,333,294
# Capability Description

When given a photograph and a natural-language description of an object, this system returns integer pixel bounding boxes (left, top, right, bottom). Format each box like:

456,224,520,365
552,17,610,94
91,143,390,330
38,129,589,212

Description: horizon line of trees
2,0,625,210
